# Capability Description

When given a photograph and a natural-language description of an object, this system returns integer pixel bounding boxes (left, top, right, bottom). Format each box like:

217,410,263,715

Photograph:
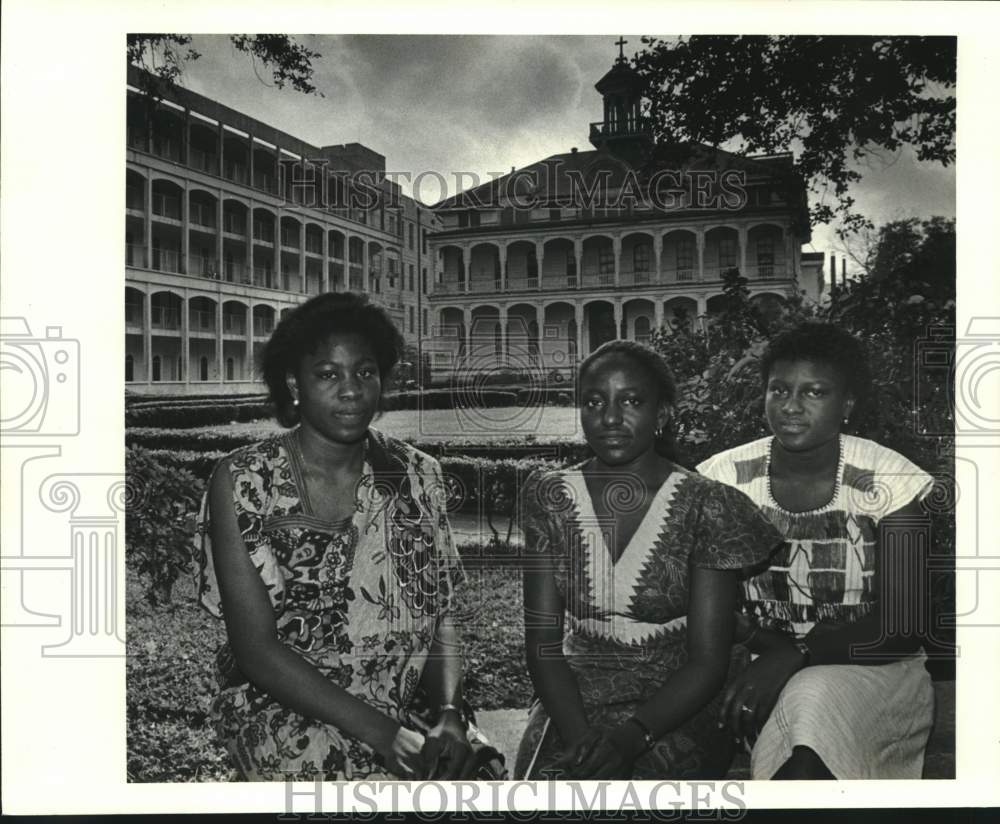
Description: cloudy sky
166,34,956,272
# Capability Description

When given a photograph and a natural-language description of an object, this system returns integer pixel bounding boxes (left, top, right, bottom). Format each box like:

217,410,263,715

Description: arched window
226,357,235,381
634,316,652,345
200,356,209,381
125,354,134,382
633,244,651,273
151,355,161,382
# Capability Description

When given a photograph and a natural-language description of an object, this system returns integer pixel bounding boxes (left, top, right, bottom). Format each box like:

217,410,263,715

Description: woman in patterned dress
698,321,936,779
194,292,502,781
515,341,785,780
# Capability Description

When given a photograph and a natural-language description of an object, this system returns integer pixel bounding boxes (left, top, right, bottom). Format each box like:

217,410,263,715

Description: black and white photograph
2,3,999,817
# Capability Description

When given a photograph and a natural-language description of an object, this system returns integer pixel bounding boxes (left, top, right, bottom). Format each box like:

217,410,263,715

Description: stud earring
293,398,299,407
655,427,663,438
842,415,849,424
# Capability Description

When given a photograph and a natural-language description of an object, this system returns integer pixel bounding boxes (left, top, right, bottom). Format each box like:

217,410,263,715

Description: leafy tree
128,34,322,101
632,36,955,233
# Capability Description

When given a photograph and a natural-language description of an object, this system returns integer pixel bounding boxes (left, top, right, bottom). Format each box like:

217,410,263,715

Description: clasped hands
718,638,808,741
542,723,646,780
387,715,477,780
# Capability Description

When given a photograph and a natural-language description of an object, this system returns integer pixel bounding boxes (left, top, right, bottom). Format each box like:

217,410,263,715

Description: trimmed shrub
126,447,205,605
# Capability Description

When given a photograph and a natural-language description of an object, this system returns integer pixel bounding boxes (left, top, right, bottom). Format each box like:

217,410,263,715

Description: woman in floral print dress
515,341,785,780
194,292,502,781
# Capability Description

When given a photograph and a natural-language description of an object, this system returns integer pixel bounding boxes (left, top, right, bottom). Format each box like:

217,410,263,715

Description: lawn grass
126,563,528,782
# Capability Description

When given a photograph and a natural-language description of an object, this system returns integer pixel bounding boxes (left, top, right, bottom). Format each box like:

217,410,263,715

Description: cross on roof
615,37,627,61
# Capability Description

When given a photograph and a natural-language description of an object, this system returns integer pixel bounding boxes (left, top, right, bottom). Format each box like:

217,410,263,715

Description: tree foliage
127,34,322,100
632,36,956,233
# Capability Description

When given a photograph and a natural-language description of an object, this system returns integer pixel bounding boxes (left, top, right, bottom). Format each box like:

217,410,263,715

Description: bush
126,447,205,605
126,401,275,429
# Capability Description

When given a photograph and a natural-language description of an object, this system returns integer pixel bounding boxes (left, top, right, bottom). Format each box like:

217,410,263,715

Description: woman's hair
258,292,405,427
578,339,683,463
759,321,872,418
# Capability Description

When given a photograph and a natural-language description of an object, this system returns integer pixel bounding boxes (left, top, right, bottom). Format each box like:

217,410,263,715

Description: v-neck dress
193,429,469,781
697,435,936,779
513,462,785,779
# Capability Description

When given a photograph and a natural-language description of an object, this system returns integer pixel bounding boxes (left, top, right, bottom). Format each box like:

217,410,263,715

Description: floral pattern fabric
513,463,785,779
193,428,465,780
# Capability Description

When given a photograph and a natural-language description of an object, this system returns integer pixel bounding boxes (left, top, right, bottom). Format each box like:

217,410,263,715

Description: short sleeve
689,480,785,572
844,442,936,523
696,452,736,485
193,448,284,619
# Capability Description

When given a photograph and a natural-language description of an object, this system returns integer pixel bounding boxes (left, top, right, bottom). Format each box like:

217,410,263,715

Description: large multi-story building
125,64,439,395
125,49,824,395
425,49,824,379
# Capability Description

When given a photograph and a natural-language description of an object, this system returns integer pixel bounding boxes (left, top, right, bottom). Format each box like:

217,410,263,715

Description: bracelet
625,716,656,753
437,703,464,722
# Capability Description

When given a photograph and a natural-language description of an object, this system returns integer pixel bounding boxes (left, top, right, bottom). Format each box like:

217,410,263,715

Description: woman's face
580,353,669,468
764,358,854,452
287,332,381,444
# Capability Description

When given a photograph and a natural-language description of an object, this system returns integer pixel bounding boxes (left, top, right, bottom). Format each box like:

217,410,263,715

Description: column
786,229,795,279
218,122,225,178
299,223,306,293
275,206,283,288
654,301,664,333
738,226,748,277
613,300,623,340
535,304,544,366
184,108,191,165
144,285,153,383
216,190,224,278
534,240,544,290
574,238,583,289
697,294,708,319
462,245,471,294
322,228,330,292
652,237,662,284
181,294,190,384
574,302,584,359
612,235,622,288
37,474,128,656
362,240,370,292
246,300,255,379
497,244,507,291
182,181,190,275
246,198,255,286
216,299,224,386
696,230,705,283
144,175,153,269
248,134,255,188
498,305,508,365
463,306,472,360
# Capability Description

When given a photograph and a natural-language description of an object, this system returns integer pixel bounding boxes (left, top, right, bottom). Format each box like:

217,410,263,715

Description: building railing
126,244,146,268
151,248,181,273
663,268,697,283
619,268,652,286
125,304,143,327
253,267,276,289
253,170,277,194
126,189,144,212
280,230,301,249
253,317,275,336
150,307,181,329
188,147,218,175
152,193,181,221
223,215,246,235
580,271,615,287
253,223,275,244
189,254,218,278
223,315,246,334
189,204,217,230
225,163,249,185
189,309,216,332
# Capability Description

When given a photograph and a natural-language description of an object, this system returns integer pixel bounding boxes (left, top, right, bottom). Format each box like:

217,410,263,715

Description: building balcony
189,206,217,231
151,248,181,274
662,268,697,284
150,308,181,331
189,309,217,334
619,268,652,287
749,263,787,280
589,118,653,140
152,195,182,223
125,305,143,331
253,318,275,337
189,254,219,279
580,271,615,288
126,244,146,268
223,315,247,335
188,147,218,175
222,261,251,284
224,163,249,185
